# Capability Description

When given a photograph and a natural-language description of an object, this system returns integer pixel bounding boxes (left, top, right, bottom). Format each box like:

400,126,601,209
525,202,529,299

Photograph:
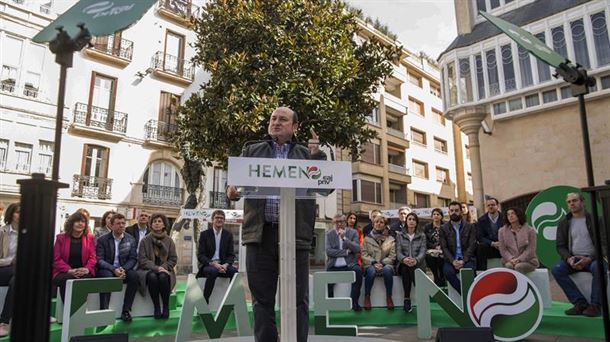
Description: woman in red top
52,212,97,301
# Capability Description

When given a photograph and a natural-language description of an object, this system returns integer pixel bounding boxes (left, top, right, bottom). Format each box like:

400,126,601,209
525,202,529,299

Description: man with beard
440,201,477,293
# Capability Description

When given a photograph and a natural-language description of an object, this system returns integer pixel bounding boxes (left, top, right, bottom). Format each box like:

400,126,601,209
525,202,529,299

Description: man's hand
491,241,500,249
453,260,464,270
374,263,383,272
220,263,229,274
567,256,577,267
226,186,240,200
114,267,125,278
308,128,320,155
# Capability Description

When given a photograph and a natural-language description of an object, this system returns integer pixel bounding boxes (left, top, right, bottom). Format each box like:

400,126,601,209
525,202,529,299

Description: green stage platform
2,282,604,341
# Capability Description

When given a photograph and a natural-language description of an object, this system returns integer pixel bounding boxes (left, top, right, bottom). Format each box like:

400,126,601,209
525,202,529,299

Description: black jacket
440,219,477,264
238,139,325,250
125,223,149,248
477,212,504,246
556,212,601,261
197,228,235,267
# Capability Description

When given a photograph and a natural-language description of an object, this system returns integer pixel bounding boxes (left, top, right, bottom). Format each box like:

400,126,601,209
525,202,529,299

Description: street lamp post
11,25,90,342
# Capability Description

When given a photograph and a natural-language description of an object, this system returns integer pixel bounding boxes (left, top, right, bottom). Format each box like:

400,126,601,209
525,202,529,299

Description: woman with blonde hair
361,214,395,310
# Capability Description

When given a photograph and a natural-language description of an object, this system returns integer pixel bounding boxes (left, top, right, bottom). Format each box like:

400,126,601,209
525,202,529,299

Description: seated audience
96,213,139,321
498,207,539,274
440,201,477,294
361,214,395,310
476,198,504,270
346,212,364,266
53,212,96,302
126,210,150,253
196,210,237,304
552,193,607,317
423,208,446,287
326,213,363,311
138,213,177,319
396,212,426,313
390,207,410,237
0,204,19,336
94,210,115,243
362,209,381,237
461,202,477,225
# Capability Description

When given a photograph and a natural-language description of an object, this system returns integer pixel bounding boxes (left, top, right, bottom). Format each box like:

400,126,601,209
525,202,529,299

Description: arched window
142,160,183,206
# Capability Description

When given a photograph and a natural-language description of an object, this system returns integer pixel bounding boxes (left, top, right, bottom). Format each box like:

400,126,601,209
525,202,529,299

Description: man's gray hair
566,192,585,201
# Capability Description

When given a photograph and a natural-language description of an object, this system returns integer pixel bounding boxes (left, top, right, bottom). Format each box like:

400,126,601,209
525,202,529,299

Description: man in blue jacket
96,213,138,321
476,197,504,270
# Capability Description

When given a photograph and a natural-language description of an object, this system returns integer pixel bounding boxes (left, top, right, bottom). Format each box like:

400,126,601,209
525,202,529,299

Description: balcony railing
389,163,409,175
151,51,194,80
386,127,408,140
72,175,113,200
144,119,178,142
0,81,15,93
73,102,128,134
209,191,231,209
91,36,134,61
157,0,195,19
143,184,184,206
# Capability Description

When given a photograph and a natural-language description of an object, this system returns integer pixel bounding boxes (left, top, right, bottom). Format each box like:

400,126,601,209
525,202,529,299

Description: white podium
228,156,351,341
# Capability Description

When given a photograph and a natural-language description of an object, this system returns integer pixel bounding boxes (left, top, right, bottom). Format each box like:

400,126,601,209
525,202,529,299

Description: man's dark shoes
153,308,162,319
352,303,362,312
583,305,601,317
565,303,587,315
121,311,132,322
404,299,412,313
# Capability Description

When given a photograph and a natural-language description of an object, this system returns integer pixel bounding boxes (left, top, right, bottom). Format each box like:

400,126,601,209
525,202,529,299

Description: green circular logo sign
526,185,594,268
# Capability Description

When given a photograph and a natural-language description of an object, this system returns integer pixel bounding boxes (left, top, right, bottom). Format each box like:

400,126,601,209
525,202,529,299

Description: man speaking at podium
227,106,325,342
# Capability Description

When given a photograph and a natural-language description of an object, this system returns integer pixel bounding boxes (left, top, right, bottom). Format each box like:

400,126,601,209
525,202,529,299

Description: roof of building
438,0,593,60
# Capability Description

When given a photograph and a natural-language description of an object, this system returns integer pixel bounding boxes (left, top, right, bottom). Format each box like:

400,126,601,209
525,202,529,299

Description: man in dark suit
440,201,477,294
196,209,237,303
476,198,504,270
125,210,150,253
96,213,139,321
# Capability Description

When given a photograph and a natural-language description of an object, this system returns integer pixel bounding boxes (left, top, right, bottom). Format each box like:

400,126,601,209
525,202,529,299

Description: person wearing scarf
396,212,427,313
361,214,396,310
138,213,177,319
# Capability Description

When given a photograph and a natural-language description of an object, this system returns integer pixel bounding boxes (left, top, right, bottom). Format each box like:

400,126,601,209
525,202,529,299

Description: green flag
33,0,157,43
479,11,566,68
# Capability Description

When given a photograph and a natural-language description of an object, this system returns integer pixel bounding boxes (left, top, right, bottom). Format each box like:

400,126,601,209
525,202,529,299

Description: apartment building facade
439,0,610,212
336,21,473,226
0,0,204,235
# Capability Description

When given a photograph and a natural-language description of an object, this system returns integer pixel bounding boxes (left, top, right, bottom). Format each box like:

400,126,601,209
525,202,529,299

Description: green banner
479,11,566,68
33,0,157,43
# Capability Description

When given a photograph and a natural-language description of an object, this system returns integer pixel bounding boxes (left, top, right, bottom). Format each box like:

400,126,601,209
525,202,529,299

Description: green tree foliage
175,0,401,165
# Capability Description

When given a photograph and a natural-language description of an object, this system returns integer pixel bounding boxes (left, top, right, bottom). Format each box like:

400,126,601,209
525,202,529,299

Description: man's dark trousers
246,223,309,342
198,265,238,303
97,268,139,311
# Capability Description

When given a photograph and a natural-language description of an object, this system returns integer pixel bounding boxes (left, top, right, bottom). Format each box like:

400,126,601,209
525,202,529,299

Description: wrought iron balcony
209,191,231,209
72,175,113,200
143,184,184,206
151,51,194,81
90,36,134,61
73,102,128,134
157,0,195,19
144,119,178,142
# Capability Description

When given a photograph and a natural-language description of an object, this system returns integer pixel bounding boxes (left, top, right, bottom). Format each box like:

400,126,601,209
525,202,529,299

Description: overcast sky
345,0,457,59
